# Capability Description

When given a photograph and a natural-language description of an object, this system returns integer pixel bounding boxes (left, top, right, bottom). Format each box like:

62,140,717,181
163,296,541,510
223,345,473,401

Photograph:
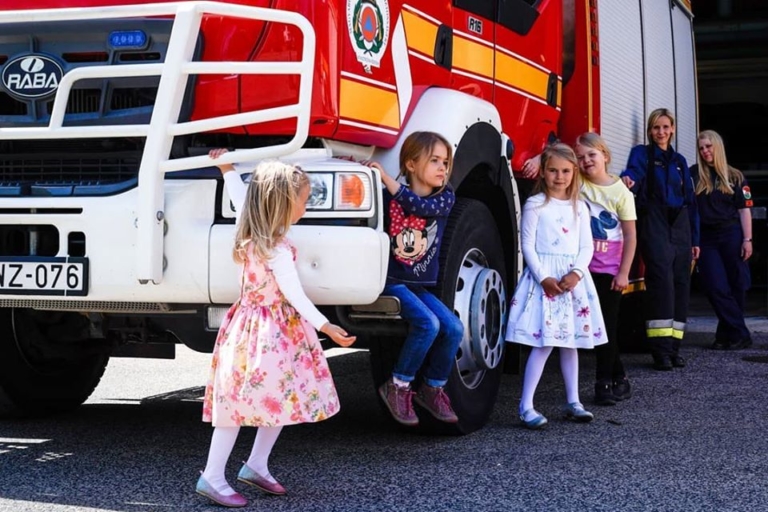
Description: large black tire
370,198,509,435
0,308,110,418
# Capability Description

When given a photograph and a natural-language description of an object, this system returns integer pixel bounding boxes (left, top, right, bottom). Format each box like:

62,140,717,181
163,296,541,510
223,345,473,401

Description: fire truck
0,0,696,433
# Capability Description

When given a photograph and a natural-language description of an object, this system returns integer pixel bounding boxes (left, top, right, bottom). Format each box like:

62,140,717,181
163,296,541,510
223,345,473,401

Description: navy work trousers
638,205,692,357
698,224,751,343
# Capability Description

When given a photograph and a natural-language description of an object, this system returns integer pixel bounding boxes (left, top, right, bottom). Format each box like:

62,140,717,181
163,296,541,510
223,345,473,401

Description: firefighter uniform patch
743,185,753,207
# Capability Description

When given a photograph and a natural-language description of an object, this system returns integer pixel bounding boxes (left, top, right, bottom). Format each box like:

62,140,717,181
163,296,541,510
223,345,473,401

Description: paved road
1,318,767,512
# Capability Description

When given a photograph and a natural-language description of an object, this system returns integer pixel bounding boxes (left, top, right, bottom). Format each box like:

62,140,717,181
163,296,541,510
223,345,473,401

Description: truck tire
0,308,110,418
370,198,509,434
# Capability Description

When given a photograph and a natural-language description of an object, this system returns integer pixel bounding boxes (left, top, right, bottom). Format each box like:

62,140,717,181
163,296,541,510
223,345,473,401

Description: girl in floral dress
196,150,356,508
506,143,606,430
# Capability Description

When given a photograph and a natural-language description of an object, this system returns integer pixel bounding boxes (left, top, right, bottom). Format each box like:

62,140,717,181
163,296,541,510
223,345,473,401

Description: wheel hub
453,249,506,388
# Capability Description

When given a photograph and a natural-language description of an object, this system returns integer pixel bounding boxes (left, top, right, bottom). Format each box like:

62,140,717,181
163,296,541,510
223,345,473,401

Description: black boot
652,354,673,371
594,381,617,406
612,376,632,401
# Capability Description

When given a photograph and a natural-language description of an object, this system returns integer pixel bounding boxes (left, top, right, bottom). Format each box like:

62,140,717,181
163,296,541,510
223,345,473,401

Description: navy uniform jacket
690,164,752,233
620,144,700,246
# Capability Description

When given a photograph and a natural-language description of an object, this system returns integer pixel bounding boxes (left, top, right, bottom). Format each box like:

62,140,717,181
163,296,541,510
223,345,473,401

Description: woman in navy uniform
620,108,700,371
692,130,753,350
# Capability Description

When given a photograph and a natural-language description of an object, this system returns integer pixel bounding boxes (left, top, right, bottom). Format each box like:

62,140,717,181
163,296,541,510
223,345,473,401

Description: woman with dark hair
692,130,752,350
620,108,700,371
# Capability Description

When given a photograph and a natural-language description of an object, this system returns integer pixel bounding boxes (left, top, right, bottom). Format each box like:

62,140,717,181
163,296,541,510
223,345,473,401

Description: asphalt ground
1,316,767,512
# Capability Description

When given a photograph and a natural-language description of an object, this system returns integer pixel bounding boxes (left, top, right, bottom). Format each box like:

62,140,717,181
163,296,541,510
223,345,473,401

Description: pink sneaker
378,380,419,426
414,385,458,423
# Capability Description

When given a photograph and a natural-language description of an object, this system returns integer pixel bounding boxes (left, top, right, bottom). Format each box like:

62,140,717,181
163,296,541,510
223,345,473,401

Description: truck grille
0,19,177,194
0,140,141,189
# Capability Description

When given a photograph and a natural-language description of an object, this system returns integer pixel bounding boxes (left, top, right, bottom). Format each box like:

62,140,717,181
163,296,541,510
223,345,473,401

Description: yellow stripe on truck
400,10,560,107
453,35,494,78
340,78,400,130
402,10,437,58
495,50,550,100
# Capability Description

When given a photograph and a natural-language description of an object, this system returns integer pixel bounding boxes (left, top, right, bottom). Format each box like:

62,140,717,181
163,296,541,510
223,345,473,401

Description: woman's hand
541,277,564,297
557,272,581,293
321,323,356,347
209,148,236,174
621,176,635,189
742,240,753,261
611,271,629,292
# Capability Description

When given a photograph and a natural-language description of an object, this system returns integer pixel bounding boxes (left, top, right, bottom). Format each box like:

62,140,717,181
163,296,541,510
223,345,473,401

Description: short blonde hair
234,161,309,262
646,108,676,143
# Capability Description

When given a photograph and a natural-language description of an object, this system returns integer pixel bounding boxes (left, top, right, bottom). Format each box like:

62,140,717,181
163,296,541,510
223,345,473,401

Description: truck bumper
0,180,388,307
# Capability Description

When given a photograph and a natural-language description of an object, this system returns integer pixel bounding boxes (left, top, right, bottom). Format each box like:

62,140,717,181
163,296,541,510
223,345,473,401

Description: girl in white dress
506,143,606,429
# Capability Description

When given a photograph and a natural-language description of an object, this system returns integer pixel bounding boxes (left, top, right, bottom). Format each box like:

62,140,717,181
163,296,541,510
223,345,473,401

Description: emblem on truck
1,54,64,100
347,0,390,73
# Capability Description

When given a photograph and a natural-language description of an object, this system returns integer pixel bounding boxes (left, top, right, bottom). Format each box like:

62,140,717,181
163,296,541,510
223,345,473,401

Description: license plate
0,257,89,296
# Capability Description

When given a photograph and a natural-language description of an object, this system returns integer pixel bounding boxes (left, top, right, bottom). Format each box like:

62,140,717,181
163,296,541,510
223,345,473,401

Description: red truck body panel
2,0,596,168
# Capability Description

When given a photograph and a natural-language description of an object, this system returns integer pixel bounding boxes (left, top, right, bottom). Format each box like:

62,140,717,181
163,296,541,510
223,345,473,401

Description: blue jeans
384,284,464,387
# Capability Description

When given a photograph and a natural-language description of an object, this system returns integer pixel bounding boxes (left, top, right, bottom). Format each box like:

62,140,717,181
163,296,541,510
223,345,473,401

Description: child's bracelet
571,268,584,280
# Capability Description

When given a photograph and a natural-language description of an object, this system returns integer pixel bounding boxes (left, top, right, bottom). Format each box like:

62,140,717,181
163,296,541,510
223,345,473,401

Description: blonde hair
398,131,454,192
575,131,612,168
695,129,744,195
646,108,676,144
534,143,581,209
233,161,309,262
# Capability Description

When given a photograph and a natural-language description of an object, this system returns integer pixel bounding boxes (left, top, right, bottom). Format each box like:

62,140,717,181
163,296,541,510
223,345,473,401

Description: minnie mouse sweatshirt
383,185,455,285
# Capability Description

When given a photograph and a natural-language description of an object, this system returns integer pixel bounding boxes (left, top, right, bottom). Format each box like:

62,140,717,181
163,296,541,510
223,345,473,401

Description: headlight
307,174,332,209
305,172,372,211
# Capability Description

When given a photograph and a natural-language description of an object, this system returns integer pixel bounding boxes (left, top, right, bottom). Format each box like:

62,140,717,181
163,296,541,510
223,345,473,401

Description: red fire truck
0,0,696,433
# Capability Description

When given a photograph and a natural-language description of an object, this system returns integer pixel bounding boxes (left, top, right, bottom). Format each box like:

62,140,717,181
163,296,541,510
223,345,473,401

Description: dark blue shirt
620,144,700,246
384,185,455,285
691,164,751,232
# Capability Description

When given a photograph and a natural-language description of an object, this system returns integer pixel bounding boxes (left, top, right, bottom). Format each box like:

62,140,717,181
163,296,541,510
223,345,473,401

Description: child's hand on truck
208,148,235,174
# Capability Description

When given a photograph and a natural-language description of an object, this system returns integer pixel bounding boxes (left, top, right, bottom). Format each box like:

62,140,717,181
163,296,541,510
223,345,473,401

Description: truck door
493,0,562,170
451,0,495,101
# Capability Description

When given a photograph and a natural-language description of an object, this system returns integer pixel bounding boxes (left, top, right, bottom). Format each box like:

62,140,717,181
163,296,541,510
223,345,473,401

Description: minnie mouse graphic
388,199,437,266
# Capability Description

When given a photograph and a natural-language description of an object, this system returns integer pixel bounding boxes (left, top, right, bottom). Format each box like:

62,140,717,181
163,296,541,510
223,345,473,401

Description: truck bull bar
0,2,316,284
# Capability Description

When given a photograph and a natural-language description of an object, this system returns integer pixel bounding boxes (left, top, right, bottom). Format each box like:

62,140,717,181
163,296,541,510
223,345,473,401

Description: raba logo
1,54,64,100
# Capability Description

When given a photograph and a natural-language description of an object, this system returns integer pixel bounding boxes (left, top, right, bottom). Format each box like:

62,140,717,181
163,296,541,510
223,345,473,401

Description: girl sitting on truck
363,131,464,428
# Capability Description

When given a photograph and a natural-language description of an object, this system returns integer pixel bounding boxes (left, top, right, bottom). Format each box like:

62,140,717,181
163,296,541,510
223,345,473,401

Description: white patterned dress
505,194,607,349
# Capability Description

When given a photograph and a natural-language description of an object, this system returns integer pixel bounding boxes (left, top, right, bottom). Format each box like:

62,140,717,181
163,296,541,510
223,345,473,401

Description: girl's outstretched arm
362,160,454,217
223,172,247,222
268,246,356,347
210,148,247,222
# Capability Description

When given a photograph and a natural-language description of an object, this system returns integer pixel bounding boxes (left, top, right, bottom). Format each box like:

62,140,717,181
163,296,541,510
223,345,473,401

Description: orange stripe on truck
402,9,438,59
340,78,400,130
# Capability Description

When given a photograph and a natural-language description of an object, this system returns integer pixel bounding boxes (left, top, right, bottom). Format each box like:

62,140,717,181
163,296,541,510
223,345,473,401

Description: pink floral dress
202,241,340,427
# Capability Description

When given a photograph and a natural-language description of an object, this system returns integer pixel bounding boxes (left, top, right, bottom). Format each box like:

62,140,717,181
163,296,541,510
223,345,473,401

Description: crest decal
347,0,390,73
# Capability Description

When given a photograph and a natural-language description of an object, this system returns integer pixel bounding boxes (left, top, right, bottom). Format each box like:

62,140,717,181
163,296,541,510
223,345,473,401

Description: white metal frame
0,2,316,284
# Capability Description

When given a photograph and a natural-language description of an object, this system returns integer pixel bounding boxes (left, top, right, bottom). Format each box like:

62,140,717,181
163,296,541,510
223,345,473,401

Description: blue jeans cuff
392,373,415,383
424,377,447,387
